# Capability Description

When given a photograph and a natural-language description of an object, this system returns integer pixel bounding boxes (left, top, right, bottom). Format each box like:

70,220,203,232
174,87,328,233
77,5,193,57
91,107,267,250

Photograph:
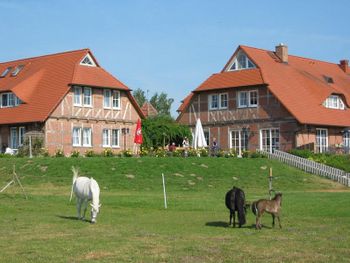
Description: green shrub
250,151,267,158
70,150,80,158
55,149,64,157
122,149,133,157
102,148,114,157
17,137,45,157
289,149,313,158
242,150,250,158
84,150,96,157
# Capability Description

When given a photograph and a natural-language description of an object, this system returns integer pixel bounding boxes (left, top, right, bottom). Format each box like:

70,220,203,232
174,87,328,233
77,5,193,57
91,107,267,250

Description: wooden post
162,173,167,209
269,167,273,200
29,135,33,158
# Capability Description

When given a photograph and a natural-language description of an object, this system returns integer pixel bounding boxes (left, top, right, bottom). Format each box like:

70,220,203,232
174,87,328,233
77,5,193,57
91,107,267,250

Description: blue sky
1,0,350,116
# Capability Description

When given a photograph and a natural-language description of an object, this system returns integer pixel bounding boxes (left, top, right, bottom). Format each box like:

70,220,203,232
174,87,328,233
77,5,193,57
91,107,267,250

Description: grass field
0,157,349,262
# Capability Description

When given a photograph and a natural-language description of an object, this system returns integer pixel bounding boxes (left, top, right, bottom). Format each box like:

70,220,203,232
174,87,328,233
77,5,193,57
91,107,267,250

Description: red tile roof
178,45,350,127
141,101,158,117
239,45,350,126
0,49,143,124
193,68,265,92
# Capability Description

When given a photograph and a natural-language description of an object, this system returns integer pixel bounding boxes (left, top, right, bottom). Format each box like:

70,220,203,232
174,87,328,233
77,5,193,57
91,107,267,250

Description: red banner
134,119,143,144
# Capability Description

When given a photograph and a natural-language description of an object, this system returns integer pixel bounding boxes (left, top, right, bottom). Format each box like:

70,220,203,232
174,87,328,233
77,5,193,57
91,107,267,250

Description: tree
133,88,146,107
150,92,174,116
142,115,192,149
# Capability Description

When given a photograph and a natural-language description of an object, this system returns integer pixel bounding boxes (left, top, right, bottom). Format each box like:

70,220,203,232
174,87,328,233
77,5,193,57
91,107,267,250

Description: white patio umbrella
193,118,207,149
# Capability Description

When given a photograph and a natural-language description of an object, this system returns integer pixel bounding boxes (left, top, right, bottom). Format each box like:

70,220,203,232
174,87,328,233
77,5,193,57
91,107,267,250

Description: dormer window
323,95,345,110
11,65,24,76
80,54,96,67
0,67,12,78
228,51,256,71
0,92,21,108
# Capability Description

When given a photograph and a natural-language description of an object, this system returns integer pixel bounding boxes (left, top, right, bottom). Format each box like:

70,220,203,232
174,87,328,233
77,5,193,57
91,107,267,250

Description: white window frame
260,128,280,153
203,128,210,147
230,129,249,157
74,86,82,106
102,129,111,147
228,51,256,71
0,92,20,108
238,90,258,108
104,89,112,108
316,128,328,153
209,94,219,110
112,90,121,109
343,130,350,149
19,127,25,146
10,127,18,149
111,129,120,147
83,87,92,107
80,54,97,67
11,65,24,76
82,128,92,147
323,95,345,110
220,93,228,109
0,67,12,78
72,127,82,146
209,93,228,110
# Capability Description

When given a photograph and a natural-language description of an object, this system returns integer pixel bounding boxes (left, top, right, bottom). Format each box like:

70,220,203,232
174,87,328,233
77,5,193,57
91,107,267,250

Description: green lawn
0,157,349,262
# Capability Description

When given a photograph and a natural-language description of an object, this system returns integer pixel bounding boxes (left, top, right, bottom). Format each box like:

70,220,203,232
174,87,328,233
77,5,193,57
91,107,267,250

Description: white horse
70,167,101,223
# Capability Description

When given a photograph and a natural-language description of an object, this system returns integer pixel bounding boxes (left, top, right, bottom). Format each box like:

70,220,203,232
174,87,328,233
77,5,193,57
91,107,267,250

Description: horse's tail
225,188,235,211
69,166,79,202
236,189,246,226
251,201,258,216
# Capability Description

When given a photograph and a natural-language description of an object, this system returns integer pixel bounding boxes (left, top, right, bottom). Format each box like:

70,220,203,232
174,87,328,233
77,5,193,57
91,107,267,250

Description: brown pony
252,192,282,230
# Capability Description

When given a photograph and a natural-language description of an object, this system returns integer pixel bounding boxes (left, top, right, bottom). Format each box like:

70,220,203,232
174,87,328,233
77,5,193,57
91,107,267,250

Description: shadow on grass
205,221,261,229
56,215,91,223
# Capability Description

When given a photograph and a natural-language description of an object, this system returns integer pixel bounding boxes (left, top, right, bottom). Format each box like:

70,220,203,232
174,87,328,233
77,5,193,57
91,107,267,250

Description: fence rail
263,150,350,187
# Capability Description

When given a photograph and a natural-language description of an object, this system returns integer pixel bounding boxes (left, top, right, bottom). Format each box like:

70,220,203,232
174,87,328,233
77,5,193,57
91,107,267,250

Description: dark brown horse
225,187,246,228
252,192,282,230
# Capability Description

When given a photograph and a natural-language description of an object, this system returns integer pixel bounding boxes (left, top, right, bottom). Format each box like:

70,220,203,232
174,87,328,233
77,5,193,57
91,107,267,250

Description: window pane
220,93,228,108
239,92,247,107
112,90,120,109
74,87,82,105
112,129,119,146
230,62,236,70
237,53,246,69
0,67,12,77
83,128,91,146
83,87,92,106
316,129,328,153
10,127,18,148
241,130,249,151
250,91,258,106
2,94,8,107
231,131,240,151
8,93,15,106
19,127,25,146
210,95,218,109
104,90,111,108
73,128,81,146
248,59,255,68
103,129,110,146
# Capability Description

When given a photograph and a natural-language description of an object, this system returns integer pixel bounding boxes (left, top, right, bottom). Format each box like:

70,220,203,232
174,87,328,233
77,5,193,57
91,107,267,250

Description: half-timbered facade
0,49,144,155
177,44,350,155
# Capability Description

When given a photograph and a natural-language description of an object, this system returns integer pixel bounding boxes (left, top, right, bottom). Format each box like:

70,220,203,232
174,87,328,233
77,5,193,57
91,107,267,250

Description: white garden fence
263,150,350,187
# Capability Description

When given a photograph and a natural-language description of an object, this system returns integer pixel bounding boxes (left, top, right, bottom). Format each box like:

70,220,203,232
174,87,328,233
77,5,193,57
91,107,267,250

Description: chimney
339,59,349,73
275,43,288,63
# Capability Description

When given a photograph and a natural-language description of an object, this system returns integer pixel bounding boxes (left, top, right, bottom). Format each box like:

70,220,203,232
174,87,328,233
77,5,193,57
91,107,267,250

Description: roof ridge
0,48,90,64
241,45,342,66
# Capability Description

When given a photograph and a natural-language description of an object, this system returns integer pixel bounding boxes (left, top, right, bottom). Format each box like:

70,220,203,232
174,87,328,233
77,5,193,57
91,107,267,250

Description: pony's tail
251,201,257,216
237,192,246,226
69,166,79,202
